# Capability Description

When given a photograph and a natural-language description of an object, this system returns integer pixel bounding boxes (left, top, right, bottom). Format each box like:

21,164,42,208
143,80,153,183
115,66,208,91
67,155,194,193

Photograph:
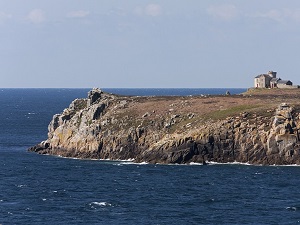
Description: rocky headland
29,88,300,165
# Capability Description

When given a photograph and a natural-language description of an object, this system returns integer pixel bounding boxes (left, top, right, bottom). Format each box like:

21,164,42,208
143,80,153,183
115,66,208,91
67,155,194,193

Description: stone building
254,71,296,89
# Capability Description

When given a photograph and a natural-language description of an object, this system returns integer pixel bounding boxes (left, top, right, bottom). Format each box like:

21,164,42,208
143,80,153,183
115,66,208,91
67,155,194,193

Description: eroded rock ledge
29,88,300,165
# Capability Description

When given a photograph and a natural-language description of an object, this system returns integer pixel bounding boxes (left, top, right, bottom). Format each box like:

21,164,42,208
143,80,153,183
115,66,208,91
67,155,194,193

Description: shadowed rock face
29,88,300,165
267,103,299,159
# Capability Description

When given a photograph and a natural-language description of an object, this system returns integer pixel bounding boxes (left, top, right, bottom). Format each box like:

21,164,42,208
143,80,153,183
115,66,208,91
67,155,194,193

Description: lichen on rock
29,88,300,165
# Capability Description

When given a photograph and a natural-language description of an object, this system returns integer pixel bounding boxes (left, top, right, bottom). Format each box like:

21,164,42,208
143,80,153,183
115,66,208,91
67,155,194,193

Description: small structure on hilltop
254,71,298,89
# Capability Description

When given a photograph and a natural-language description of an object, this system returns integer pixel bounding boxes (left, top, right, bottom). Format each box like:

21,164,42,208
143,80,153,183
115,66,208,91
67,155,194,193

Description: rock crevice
29,88,300,165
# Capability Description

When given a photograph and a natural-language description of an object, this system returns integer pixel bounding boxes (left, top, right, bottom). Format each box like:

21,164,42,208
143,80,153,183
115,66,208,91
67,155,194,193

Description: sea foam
89,202,112,209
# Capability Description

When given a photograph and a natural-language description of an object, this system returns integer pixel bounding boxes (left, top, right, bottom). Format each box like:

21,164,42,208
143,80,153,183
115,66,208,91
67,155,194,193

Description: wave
44,154,300,167
117,161,148,165
88,202,112,210
271,164,300,167
54,154,135,162
286,206,298,211
90,202,111,206
207,161,253,166
189,162,207,166
205,161,300,167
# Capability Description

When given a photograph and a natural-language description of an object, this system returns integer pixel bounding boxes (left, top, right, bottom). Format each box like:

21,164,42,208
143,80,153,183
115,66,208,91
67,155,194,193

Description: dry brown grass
113,89,300,122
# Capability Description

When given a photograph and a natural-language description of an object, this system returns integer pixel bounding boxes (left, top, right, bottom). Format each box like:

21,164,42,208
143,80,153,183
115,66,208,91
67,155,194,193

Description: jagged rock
267,103,299,157
69,98,87,111
87,88,102,106
29,89,300,165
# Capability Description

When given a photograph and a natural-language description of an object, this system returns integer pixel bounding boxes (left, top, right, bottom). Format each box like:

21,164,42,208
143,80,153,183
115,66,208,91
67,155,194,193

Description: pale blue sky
1,1,300,88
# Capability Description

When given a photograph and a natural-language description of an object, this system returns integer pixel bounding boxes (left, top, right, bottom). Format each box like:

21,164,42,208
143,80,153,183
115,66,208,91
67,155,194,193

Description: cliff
29,88,300,165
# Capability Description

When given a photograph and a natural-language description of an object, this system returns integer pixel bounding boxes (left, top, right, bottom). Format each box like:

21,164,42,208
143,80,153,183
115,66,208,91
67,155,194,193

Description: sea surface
1,88,300,225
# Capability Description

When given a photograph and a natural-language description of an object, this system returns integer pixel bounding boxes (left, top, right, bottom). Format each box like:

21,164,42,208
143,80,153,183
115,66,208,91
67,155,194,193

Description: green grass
204,104,262,120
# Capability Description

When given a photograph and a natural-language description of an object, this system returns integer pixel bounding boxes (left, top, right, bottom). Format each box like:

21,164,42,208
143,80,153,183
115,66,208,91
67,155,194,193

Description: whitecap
108,158,135,162
56,155,80,160
207,161,300,167
189,162,206,166
100,158,112,161
119,161,148,165
272,164,300,167
207,161,254,166
286,206,297,211
125,158,135,161
90,202,112,207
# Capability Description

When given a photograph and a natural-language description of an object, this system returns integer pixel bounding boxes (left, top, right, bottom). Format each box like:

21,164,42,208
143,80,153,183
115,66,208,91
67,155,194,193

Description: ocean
1,88,300,225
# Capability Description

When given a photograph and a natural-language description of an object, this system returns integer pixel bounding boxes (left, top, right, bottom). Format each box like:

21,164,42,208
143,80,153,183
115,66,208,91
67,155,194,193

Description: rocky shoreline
29,88,300,165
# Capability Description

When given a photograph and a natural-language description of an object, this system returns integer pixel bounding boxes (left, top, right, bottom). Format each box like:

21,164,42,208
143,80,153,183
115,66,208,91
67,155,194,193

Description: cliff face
29,88,300,165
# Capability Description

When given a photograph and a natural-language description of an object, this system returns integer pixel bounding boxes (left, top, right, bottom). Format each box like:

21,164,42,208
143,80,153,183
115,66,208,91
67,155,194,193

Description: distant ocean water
1,88,300,225
102,88,247,96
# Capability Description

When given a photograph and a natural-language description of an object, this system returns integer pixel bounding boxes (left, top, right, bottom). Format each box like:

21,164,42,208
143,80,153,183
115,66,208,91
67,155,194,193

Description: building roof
270,78,280,82
277,80,292,84
255,74,270,78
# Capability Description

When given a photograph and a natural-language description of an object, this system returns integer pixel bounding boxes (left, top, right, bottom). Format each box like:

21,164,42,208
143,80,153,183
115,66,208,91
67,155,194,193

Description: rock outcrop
29,88,300,165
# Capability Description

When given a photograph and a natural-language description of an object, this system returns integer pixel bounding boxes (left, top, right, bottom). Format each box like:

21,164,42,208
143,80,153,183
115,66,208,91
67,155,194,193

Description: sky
1,1,300,88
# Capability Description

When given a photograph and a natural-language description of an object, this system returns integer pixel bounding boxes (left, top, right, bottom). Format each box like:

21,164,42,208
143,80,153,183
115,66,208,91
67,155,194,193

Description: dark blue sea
1,88,300,225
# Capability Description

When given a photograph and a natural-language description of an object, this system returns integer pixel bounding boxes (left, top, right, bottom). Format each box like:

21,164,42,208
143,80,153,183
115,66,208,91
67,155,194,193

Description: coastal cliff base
29,88,300,165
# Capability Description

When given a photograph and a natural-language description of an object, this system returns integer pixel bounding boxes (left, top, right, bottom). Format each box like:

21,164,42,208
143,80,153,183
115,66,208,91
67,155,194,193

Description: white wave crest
189,162,206,166
272,164,300,167
207,161,253,166
286,206,297,211
90,201,112,207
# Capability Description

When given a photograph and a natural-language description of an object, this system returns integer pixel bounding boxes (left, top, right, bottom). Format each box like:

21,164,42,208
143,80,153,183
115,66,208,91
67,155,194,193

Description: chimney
268,71,277,78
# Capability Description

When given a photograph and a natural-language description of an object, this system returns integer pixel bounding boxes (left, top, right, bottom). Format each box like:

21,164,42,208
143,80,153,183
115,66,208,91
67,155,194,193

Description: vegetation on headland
29,87,300,165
